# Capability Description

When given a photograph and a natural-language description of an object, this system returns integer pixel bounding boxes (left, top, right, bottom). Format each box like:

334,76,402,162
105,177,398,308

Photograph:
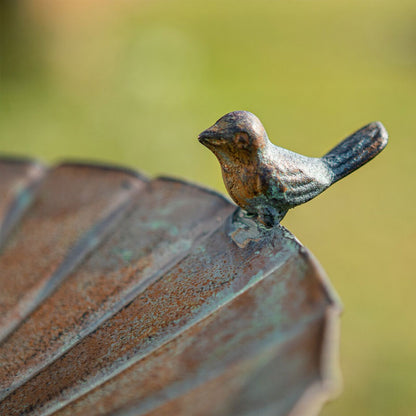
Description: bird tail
322,122,388,183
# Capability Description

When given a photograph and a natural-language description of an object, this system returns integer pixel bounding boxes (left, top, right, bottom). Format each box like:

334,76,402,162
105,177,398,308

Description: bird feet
227,208,273,248
256,206,287,229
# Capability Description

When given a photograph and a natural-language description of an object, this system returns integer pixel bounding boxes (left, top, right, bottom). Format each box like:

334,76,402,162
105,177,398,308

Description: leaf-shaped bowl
0,158,341,416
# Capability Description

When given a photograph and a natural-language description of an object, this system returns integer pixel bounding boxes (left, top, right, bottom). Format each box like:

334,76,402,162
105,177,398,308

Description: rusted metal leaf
0,158,341,416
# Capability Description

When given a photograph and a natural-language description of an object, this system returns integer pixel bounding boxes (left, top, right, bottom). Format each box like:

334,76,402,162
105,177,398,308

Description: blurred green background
1,0,415,414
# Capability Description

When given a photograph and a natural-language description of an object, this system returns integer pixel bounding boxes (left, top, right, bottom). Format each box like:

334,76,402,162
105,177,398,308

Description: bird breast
221,164,264,211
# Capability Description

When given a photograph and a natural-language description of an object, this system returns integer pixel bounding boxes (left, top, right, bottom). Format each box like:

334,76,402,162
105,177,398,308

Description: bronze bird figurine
198,111,388,227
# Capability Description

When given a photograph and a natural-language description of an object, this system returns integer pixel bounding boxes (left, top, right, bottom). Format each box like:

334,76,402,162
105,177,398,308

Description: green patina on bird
199,111,388,227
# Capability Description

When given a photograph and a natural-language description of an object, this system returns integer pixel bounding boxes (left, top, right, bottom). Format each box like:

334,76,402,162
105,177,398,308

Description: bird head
198,111,269,165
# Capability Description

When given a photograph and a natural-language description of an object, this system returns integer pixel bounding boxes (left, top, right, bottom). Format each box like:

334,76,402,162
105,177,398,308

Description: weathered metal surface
199,111,388,226
0,178,234,400
0,157,45,247
53,252,337,416
0,163,146,343
0,158,341,416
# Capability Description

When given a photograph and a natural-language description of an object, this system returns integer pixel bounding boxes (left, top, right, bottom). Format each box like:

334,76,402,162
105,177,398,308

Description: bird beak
198,128,215,143
198,126,224,146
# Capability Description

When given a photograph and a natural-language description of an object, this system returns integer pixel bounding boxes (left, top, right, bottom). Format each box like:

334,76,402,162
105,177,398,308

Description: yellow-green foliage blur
1,1,415,415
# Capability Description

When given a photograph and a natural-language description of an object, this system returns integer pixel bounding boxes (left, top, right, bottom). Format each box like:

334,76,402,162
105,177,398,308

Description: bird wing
267,150,331,207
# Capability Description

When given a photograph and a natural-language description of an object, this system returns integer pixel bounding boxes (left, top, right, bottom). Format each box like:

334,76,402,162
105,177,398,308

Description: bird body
199,111,388,227
219,140,333,226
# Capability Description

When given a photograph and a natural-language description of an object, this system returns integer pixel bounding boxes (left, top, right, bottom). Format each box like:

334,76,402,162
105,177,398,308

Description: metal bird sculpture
198,111,388,227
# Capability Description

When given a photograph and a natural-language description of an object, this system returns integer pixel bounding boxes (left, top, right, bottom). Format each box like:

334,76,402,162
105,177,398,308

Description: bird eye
235,132,249,148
